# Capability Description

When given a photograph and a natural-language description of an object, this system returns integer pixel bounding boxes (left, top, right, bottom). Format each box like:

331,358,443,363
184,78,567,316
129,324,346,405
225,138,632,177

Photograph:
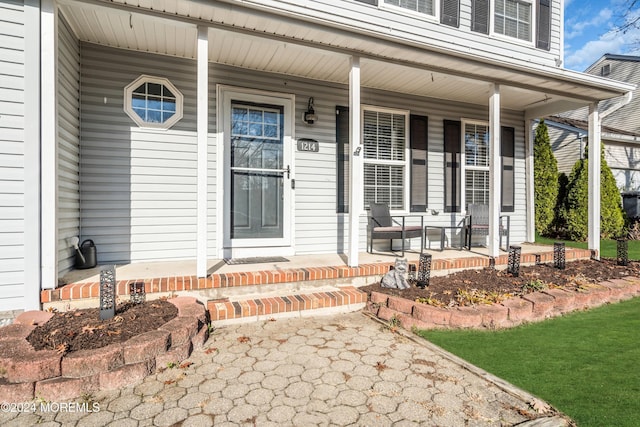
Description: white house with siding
549,54,640,191
0,0,635,321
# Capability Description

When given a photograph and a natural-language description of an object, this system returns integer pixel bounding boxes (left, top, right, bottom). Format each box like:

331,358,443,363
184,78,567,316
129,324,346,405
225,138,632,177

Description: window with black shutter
471,0,489,34
440,0,460,27
537,0,551,50
501,126,515,212
336,106,350,213
444,120,461,213
410,115,429,211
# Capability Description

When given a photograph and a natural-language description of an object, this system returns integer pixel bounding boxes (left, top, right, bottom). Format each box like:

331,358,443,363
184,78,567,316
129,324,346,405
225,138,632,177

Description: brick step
207,286,367,325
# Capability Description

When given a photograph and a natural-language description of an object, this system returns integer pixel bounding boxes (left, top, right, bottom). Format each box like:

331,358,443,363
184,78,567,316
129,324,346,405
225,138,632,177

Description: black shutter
336,106,350,213
537,0,551,50
471,0,489,34
410,115,429,212
444,120,461,213
440,0,460,27
501,126,515,212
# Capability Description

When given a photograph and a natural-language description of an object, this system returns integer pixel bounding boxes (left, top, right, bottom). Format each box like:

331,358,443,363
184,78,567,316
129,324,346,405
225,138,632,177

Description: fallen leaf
82,325,98,334
204,347,218,354
106,330,121,336
179,362,193,369
164,379,175,385
237,336,251,343
55,343,69,355
375,362,388,372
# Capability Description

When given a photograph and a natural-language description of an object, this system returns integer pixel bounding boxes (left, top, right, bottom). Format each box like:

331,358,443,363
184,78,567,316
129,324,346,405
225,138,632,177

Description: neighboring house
0,0,634,320
544,116,640,191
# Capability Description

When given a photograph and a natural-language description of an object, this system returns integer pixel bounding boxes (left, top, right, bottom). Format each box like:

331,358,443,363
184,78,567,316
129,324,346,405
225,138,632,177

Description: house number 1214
297,138,319,152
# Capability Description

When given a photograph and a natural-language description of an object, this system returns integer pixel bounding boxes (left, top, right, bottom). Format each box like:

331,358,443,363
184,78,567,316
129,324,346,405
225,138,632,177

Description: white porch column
348,56,362,267
41,0,58,289
24,0,42,309
488,84,501,258
525,118,535,242
588,103,601,259
196,26,209,277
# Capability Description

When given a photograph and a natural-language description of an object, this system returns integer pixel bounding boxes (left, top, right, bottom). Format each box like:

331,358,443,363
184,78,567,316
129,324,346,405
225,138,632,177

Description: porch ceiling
60,0,635,115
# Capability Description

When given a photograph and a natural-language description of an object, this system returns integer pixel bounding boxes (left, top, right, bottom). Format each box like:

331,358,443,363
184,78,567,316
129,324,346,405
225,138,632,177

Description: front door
221,88,293,253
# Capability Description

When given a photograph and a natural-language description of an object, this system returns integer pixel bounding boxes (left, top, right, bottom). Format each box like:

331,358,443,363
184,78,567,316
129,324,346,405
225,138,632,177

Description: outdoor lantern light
554,242,566,270
535,254,542,265
416,253,432,289
507,246,522,277
302,97,317,124
130,282,146,304
617,238,629,266
100,265,117,320
489,257,495,269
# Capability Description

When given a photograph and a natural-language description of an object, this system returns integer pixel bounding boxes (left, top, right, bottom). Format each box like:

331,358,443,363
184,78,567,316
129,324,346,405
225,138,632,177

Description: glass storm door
223,95,294,251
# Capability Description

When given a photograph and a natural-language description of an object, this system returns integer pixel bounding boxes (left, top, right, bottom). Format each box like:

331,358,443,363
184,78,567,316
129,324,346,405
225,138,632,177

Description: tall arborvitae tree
562,144,626,241
533,120,559,235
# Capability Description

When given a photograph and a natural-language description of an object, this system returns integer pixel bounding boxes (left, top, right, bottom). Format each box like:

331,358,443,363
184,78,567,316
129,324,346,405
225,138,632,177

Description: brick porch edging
41,248,592,304
367,277,640,331
0,297,209,403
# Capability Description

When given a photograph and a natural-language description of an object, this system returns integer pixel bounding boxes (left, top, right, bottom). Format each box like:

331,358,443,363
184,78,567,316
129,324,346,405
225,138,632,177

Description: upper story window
124,75,183,129
494,0,532,42
384,0,435,17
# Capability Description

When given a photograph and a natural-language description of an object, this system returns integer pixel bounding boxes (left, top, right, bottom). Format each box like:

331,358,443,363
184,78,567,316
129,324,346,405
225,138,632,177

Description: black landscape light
100,266,116,320
416,253,432,289
617,238,629,266
507,246,522,277
554,242,566,270
130,282,146,304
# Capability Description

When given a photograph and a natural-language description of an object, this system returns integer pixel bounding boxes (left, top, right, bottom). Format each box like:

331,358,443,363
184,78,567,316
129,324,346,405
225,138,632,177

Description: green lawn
534,234,640,260
419,298,640,427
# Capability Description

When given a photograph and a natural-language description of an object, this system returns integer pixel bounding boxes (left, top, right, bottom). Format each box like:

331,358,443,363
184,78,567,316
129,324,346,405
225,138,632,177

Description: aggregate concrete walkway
0,312,568,426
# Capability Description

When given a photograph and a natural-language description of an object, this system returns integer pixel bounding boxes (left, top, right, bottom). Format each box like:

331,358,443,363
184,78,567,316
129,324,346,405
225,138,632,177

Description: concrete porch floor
61,243,559,285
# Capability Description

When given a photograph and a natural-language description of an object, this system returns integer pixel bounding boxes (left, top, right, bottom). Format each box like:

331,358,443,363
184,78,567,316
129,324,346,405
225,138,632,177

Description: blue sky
564,0,640,71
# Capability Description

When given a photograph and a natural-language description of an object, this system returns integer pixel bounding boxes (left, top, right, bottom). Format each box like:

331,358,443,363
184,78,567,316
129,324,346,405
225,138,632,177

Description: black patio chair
464,203,510,251
367,203,423,256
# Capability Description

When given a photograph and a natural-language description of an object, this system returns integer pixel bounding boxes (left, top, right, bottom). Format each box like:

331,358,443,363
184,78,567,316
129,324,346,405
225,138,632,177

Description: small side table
424,226,466,251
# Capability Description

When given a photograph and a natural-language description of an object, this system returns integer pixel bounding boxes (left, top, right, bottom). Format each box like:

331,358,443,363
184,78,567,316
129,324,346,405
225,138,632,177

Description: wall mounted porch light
302,97,318,124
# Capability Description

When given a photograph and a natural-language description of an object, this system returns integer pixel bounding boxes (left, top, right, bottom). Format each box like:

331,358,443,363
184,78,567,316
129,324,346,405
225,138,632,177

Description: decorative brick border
367,277,640,331
0,297,209,403
41,249,592,304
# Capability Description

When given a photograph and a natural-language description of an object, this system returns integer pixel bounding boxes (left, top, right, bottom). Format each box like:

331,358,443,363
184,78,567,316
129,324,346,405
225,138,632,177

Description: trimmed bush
562,145,626,241
534,120,558,235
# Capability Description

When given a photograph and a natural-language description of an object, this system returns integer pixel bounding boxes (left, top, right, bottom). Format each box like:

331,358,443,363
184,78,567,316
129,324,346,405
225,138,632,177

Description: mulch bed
360,258,640,307
26,300,178,354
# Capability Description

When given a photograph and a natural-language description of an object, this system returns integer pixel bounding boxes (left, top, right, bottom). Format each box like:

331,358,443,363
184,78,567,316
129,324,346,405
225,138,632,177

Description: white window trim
490,0,535,47
124,75,184,130
380,0,440,24
461,119,490,213
362,105,411,213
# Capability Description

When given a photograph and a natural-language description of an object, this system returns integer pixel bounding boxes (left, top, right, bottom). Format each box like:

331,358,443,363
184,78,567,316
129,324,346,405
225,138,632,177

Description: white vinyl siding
80,44,198,264
384,0,435,17
0,0,25,311
57,13,80,275
238,0,562,67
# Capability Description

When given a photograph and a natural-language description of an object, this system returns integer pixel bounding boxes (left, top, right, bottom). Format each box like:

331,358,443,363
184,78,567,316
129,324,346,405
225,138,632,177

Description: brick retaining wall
367,277,640,331
0,297,209,403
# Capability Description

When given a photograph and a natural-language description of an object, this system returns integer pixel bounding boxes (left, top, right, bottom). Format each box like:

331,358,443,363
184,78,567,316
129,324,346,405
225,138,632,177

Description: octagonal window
124,75,183,129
